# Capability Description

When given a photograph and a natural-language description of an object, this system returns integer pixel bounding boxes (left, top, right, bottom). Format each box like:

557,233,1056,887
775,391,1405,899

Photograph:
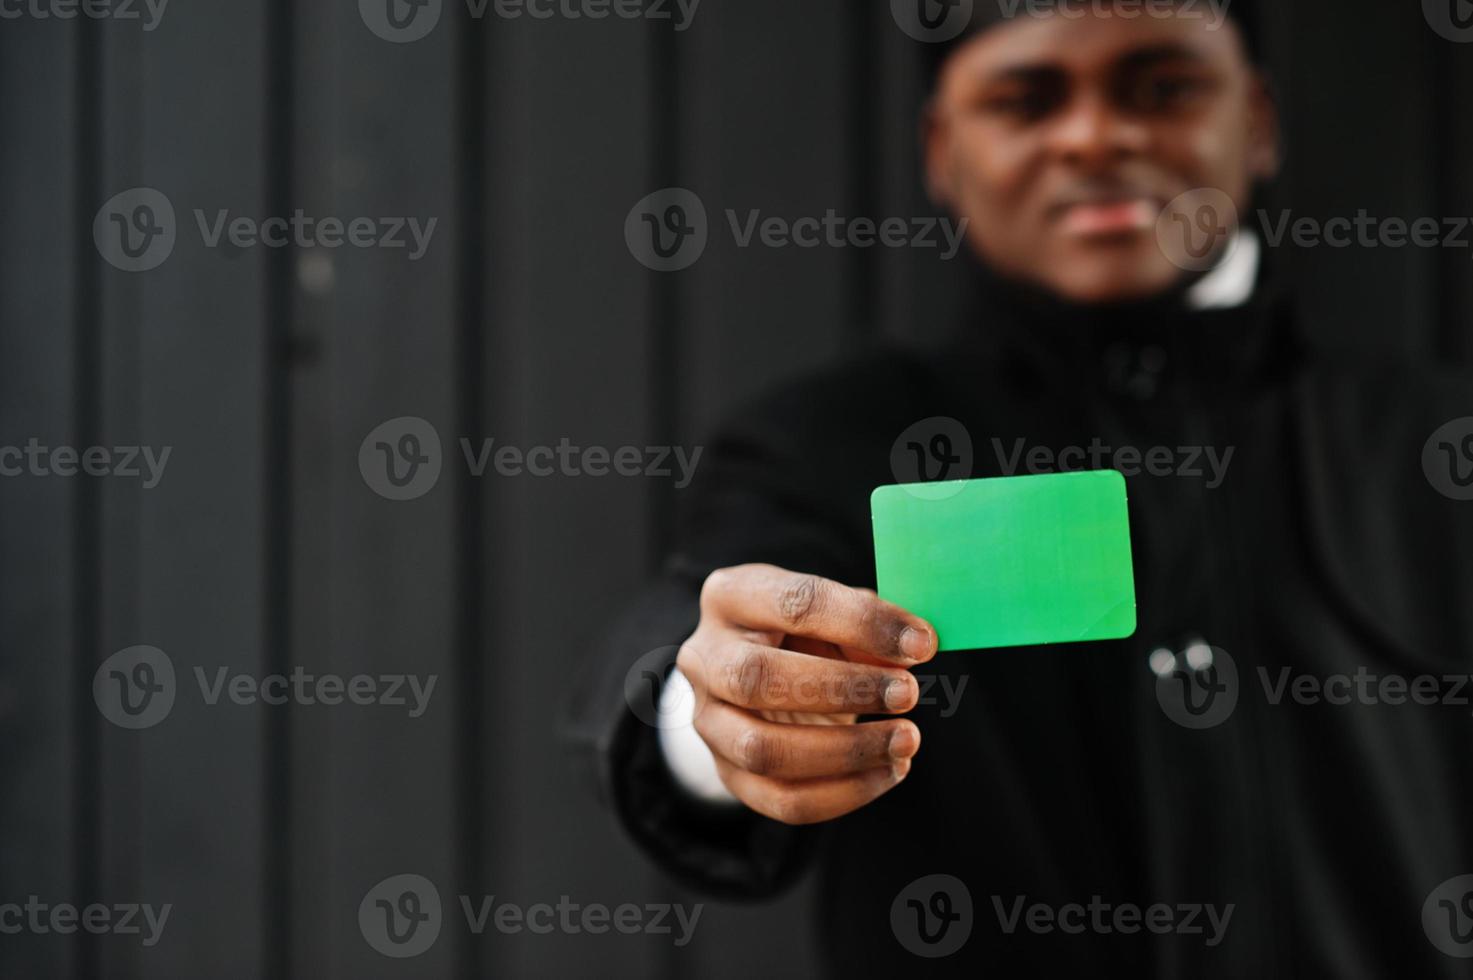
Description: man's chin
1038,252,1187,307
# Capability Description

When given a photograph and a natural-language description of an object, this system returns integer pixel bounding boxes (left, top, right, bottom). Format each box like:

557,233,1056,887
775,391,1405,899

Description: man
567,2,1473,975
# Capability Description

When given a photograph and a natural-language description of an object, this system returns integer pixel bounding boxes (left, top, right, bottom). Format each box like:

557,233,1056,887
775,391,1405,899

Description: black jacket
566,271,1473,977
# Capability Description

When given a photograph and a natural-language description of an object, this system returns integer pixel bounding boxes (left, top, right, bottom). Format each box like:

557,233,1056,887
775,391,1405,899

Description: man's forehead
927,0,1259,79
946,10,1246,80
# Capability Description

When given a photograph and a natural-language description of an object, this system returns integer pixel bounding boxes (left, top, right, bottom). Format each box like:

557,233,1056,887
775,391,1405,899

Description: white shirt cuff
656,666,740,806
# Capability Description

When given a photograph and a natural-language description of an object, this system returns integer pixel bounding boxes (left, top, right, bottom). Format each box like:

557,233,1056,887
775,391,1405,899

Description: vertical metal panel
475,10,672,979
287,3,461,977
677,0,862,441
91,19,152,980
0,20,79,980
666,2,861,977
83,1,274,975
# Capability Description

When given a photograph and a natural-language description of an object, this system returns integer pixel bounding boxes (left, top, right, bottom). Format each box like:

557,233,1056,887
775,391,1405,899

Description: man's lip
1053,196,1162,237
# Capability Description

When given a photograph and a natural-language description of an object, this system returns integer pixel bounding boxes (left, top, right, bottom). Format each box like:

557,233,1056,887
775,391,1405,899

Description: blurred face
924,9,1279,304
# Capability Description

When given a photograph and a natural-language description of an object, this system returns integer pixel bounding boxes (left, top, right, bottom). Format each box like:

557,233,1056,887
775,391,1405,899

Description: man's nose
1047,95,1149,168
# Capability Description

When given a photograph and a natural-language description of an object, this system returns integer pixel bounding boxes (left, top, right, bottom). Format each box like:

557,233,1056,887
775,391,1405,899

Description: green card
871,470,1137,651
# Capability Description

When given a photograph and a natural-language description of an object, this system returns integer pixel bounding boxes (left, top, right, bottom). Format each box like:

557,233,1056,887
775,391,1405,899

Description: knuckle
857,600,880,637
847,730,884,771
675,639,712,689
777,575,823,629
734,726,783,776
726,646,775,705
769,788,815,826
699,567,736,610
690,699,716,738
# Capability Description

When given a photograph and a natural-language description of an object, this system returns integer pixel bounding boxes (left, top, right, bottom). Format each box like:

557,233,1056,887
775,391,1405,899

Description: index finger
701,564,937,665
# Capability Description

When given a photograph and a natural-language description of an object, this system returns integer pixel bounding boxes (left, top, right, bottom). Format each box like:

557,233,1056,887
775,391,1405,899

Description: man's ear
920,101,955,207
1246,72,1281,181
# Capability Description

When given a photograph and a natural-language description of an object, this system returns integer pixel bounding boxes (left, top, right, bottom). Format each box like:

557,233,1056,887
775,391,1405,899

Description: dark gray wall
1,2,1470,978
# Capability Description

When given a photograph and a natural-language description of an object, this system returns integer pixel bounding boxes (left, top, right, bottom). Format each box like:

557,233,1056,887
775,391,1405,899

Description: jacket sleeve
561,387,870,900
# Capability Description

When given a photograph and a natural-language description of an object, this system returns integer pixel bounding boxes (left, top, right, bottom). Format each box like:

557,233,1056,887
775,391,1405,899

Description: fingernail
890,758,912,782
888,725,919,760
900,626,936,663
883,677,917,712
